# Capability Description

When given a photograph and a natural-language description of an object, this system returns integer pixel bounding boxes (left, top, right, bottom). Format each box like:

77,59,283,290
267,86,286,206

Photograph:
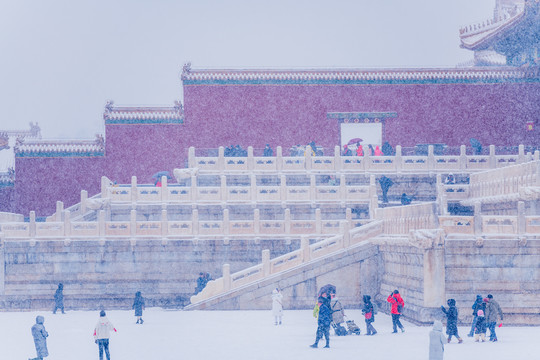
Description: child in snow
429,320,446,360
132,291,145,324
362,295,377,335
94,310,117,360
474,309,487,342
441,299,463,343
30,315,49,360
272,288,283,325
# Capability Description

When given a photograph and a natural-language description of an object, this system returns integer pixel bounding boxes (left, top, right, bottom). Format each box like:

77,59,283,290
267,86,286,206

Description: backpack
397,303,403,313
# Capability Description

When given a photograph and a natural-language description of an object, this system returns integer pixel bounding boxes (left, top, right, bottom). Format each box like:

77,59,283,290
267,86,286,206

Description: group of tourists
342,141,394,157
28,285,146,360
429,293,504,360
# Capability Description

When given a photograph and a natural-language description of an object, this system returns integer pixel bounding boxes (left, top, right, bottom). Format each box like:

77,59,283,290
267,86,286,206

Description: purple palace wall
182,82,540,150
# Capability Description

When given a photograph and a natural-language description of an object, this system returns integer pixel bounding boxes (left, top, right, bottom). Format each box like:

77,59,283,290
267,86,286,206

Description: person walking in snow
29,315,49,360
272,288,283,325
387,290,405,333
94,310,117,360
484,294,503,342
53,283,64,314
468,294,484,337
429,320,446,360
310,294,332,348
132,291,145,324
441,299,463,343
474,309,487,342
362,295,377,335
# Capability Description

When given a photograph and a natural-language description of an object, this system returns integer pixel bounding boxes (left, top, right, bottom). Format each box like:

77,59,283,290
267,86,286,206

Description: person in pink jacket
387,290,405,333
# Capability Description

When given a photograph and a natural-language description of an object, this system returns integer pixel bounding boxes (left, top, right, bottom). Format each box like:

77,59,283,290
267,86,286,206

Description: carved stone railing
188,145,539,174
462,160,540,206
189,220,384,304
376,202,439,234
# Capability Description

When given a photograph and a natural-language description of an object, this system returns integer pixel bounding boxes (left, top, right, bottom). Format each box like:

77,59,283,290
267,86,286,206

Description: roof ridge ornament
181,62,192,80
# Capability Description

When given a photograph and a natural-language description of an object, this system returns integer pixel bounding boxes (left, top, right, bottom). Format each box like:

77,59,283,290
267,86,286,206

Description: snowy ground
2,308,537,360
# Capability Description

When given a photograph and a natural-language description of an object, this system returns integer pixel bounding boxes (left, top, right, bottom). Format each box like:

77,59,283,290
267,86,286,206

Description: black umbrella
318,284,336,297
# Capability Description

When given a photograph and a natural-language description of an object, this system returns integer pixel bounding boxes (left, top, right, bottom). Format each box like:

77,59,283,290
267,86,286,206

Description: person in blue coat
30,315,49,360
53,283,64,314
132,291,145,324
310,295,332,348
468,294,483,337
441,299,463,343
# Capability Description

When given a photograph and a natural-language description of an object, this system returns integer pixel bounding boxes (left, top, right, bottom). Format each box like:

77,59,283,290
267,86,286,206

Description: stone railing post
56,201,64,222
218,146,225,171
459,145,467,170
161,176,168,202
223,208,229,235
427,145,435,171
285,208,291,234
247,146,254,170
301,235,311,262
517,201,525,235
190,175,198,202
346,208,352,226
364,149,371,171
370,194,378,219
63,210,71,238
29,211,36,238
130,209,137,238
395,145,402,173
192,209,199,236
310,174,316,202
161,209,168,238
80,190,88,215
304,147,312,171
220,175,227,202
518,144,525,164
533,150,540,162
280,175,287,202
98,210,105,237
489,145,496,169
250,174,257,203
341,220,350,248
276,146,283,172
101,176,110,195
262,249,270,276
131,176,138,203
254,208,260,234
474,202,482,235
188,146,196,168
223,264,231,291
0,237,4,295
339,174,346,203
315,208,321,234
334,145,342,171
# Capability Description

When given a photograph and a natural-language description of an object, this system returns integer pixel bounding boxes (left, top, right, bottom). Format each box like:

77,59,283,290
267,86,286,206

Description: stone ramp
184,236,381,310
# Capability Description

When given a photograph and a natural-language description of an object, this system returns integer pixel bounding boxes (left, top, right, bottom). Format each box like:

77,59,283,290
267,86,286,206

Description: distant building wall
183,81,540,150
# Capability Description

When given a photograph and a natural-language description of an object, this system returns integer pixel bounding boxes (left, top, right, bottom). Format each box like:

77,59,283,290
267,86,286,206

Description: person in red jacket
387,290,405,333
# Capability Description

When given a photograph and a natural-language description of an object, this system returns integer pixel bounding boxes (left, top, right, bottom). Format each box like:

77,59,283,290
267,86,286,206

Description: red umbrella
347,138,363,145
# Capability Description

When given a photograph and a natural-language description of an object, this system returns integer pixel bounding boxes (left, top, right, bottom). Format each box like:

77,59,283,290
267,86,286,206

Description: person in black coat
468,294,483,337
132,291,145,324
310,295,332,348
53,283,64,314
361,295,377,335
441,298,462,343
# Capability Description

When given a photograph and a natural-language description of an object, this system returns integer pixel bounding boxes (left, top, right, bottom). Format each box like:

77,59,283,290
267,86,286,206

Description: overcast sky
0,0,496,140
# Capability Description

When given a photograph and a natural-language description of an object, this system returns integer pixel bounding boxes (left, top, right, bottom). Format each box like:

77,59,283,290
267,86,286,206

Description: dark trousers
391,314,404,332
315,325,330,345
365,320,377,335
468,315,478,336
53,303,64,314
98,339,110,360
487,321,497,340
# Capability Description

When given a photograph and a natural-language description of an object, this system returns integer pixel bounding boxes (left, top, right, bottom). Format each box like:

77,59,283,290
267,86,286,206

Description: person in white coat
93,310,117,360
272,288,283,325
429,320,447,360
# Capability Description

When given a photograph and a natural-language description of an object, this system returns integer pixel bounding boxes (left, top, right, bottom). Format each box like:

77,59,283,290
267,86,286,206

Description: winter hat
487,294,493,299
393,290,399,294
477,309,484,317
100,310,106,317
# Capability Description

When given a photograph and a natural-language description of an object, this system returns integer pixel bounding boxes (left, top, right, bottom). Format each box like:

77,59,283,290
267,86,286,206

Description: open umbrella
347,138,363,146
318,284,336,297
152,171,172,179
